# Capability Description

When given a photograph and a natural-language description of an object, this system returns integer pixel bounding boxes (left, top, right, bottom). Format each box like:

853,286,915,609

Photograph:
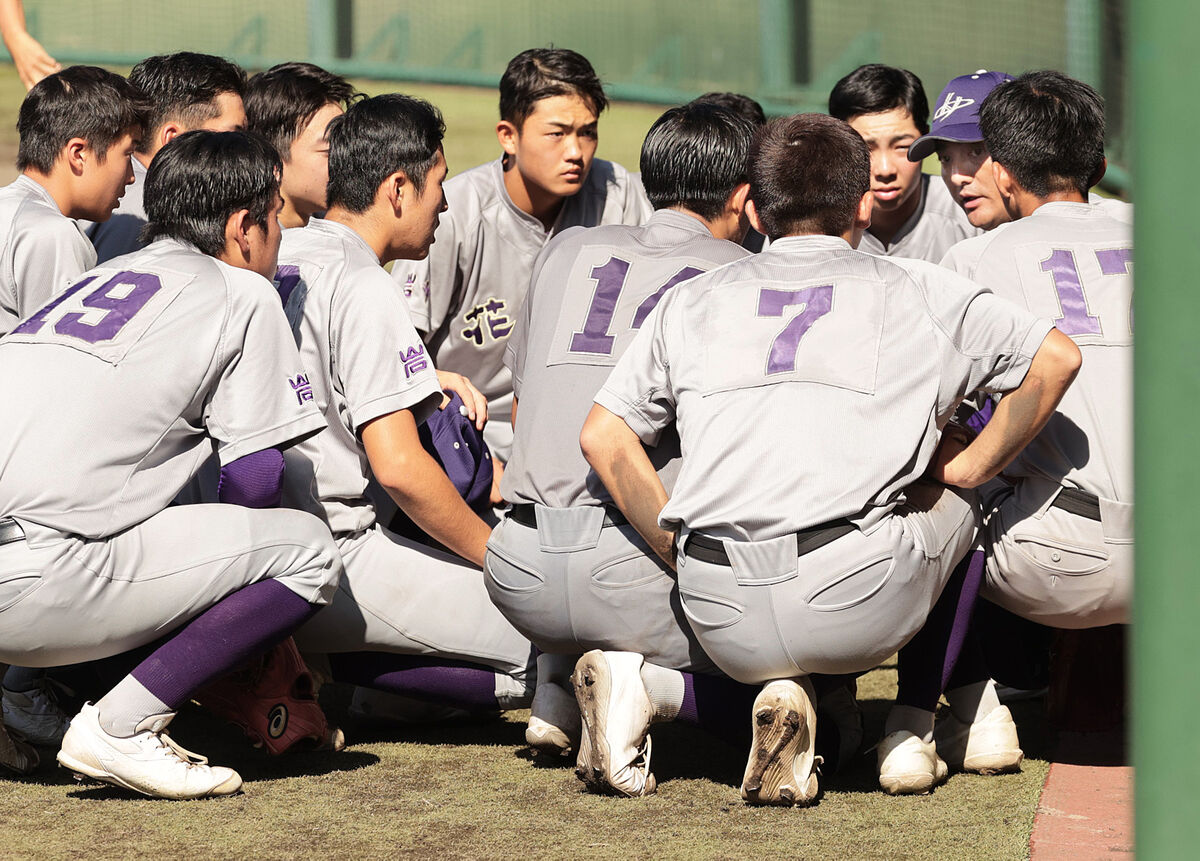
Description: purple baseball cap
419,390,494,511
907,69,1014,161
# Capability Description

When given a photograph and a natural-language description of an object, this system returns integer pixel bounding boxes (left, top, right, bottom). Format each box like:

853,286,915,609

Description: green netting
9,0,1128,185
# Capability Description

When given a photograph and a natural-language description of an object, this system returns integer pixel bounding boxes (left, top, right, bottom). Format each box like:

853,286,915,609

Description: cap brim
907,124,985,161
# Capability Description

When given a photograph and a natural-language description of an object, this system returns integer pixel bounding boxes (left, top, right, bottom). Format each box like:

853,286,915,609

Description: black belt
0,518,25,546
508,503,627,529
683,520,856,566
1050,487,1103,522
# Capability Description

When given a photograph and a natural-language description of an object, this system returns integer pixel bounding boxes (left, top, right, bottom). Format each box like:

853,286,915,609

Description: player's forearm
381,455,492,567
937,329,1082,488
580,404,676,570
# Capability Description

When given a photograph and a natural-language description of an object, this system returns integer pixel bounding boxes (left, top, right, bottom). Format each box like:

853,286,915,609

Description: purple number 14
569,257,703,356
1040,247,1132,336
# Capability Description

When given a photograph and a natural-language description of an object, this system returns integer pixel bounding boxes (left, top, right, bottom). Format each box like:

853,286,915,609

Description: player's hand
436,370,488,430
489,456,505,506
926,423,974,487
7,30,60,89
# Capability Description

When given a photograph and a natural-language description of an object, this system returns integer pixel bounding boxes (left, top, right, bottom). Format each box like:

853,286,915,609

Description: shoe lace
148,731,210,769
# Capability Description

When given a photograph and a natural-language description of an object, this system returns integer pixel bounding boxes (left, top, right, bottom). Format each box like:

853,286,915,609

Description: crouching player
277,95,535,711
580,113,1082,805
485,102,761,795
0,130,343,798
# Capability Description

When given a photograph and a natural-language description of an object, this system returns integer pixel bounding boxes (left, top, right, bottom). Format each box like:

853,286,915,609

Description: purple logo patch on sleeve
401,344,429,378
289,373,314,404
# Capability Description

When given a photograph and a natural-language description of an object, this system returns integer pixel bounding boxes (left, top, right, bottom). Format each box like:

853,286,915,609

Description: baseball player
829,64,980,262
277,95,534,713
941,71,1132,631
245,62,358,229
0,66,144,335
83,52,247,263
691,92,770,253
485,103,760,794
390,48,652,478
0,67,147,758
0,130,344,799
580,113,1082,804
908,69,1131,233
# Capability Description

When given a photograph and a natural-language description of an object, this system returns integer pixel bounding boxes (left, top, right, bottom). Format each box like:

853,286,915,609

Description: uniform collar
13,174,64,214
1030,200,1095,218
488,156,592,237
306,216,381,263
766,234,854,253
647,208,714,236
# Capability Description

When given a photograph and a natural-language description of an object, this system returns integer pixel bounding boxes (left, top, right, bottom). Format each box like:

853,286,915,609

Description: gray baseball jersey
276,217,443,535
502,209,750,507
81,156,149,264
859,173,982,263
596,234,1053,542
941,201,1132,503
391,157,652,453
0,176,96,335
0,237,326,538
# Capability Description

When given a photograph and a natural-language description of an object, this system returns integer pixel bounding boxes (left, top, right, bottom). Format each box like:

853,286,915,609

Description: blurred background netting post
4,0,1129,192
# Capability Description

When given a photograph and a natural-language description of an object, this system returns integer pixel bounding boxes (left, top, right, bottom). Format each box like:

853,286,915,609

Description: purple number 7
757,284,833,374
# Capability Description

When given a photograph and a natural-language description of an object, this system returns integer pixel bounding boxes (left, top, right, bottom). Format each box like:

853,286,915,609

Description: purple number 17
1040,247,1131,336
757,284,833,374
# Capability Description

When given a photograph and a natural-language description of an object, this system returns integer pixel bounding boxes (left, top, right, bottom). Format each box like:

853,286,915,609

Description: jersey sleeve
14,217,95,318
391,206,463,337
331,270,442,435
594,298,677,445
914,264,1054,416
206,273,328,465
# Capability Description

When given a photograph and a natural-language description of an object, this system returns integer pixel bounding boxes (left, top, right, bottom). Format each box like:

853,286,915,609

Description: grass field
0,61,1050,859
0,662,1050,861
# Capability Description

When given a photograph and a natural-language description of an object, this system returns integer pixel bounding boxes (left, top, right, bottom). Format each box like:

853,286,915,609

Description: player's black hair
979,70,1105,198
325,94,445,213
141,130,281,257
129,52,247,155
691,92,767,128
748,113,870,240
640,103,755,220
17,66,149,173
499,48,608,128
828,64,930,134
245,62,359,160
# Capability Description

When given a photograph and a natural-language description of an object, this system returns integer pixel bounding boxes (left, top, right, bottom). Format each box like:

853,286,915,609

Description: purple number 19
13,271,163,344
757,284,833,374
1040,247,1131,336
569,257,703,356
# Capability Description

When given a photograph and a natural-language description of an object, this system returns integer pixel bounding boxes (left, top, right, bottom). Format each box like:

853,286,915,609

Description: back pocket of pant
484,547,546,594
1012,535,1108,576
805,554,894,612
679,589,743,631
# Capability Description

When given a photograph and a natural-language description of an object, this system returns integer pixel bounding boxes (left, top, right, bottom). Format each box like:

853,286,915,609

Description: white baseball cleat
3,682,71,747
741,678,820,807
526,679,580,756
876,730,949,795
571,651,656,797
934,705,1024,774
57,703,242,800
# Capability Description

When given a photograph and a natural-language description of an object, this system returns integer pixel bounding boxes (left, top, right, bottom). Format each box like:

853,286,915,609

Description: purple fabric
329,652,500,711
217,448,285,508
678,672,759,747
895,548,986,712
966,397,996,437
131,579,318,708
419,392,493,511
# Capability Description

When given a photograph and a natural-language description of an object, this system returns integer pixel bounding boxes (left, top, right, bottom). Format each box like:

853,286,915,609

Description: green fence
11,0,1129,187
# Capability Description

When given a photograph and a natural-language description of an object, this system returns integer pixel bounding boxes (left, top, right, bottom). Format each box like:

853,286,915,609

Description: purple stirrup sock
895,548,986,712
329,652,500,711
217,448,285,508
130,579,318,709
677,672,760,747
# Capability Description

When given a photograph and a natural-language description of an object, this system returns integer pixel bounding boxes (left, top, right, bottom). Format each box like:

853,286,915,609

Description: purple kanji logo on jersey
460,297,513,345
289,373,314,404
401,344,429,378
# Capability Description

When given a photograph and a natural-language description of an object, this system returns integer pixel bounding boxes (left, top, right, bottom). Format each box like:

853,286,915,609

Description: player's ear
745,197,767,237
381,170,408,215
855,190,874,230
159,122,184,149
224,208,254,258
1087,157,1107,190
496,120,520,158
63,137,89,175
992,160,1015,199
726,182,751,218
